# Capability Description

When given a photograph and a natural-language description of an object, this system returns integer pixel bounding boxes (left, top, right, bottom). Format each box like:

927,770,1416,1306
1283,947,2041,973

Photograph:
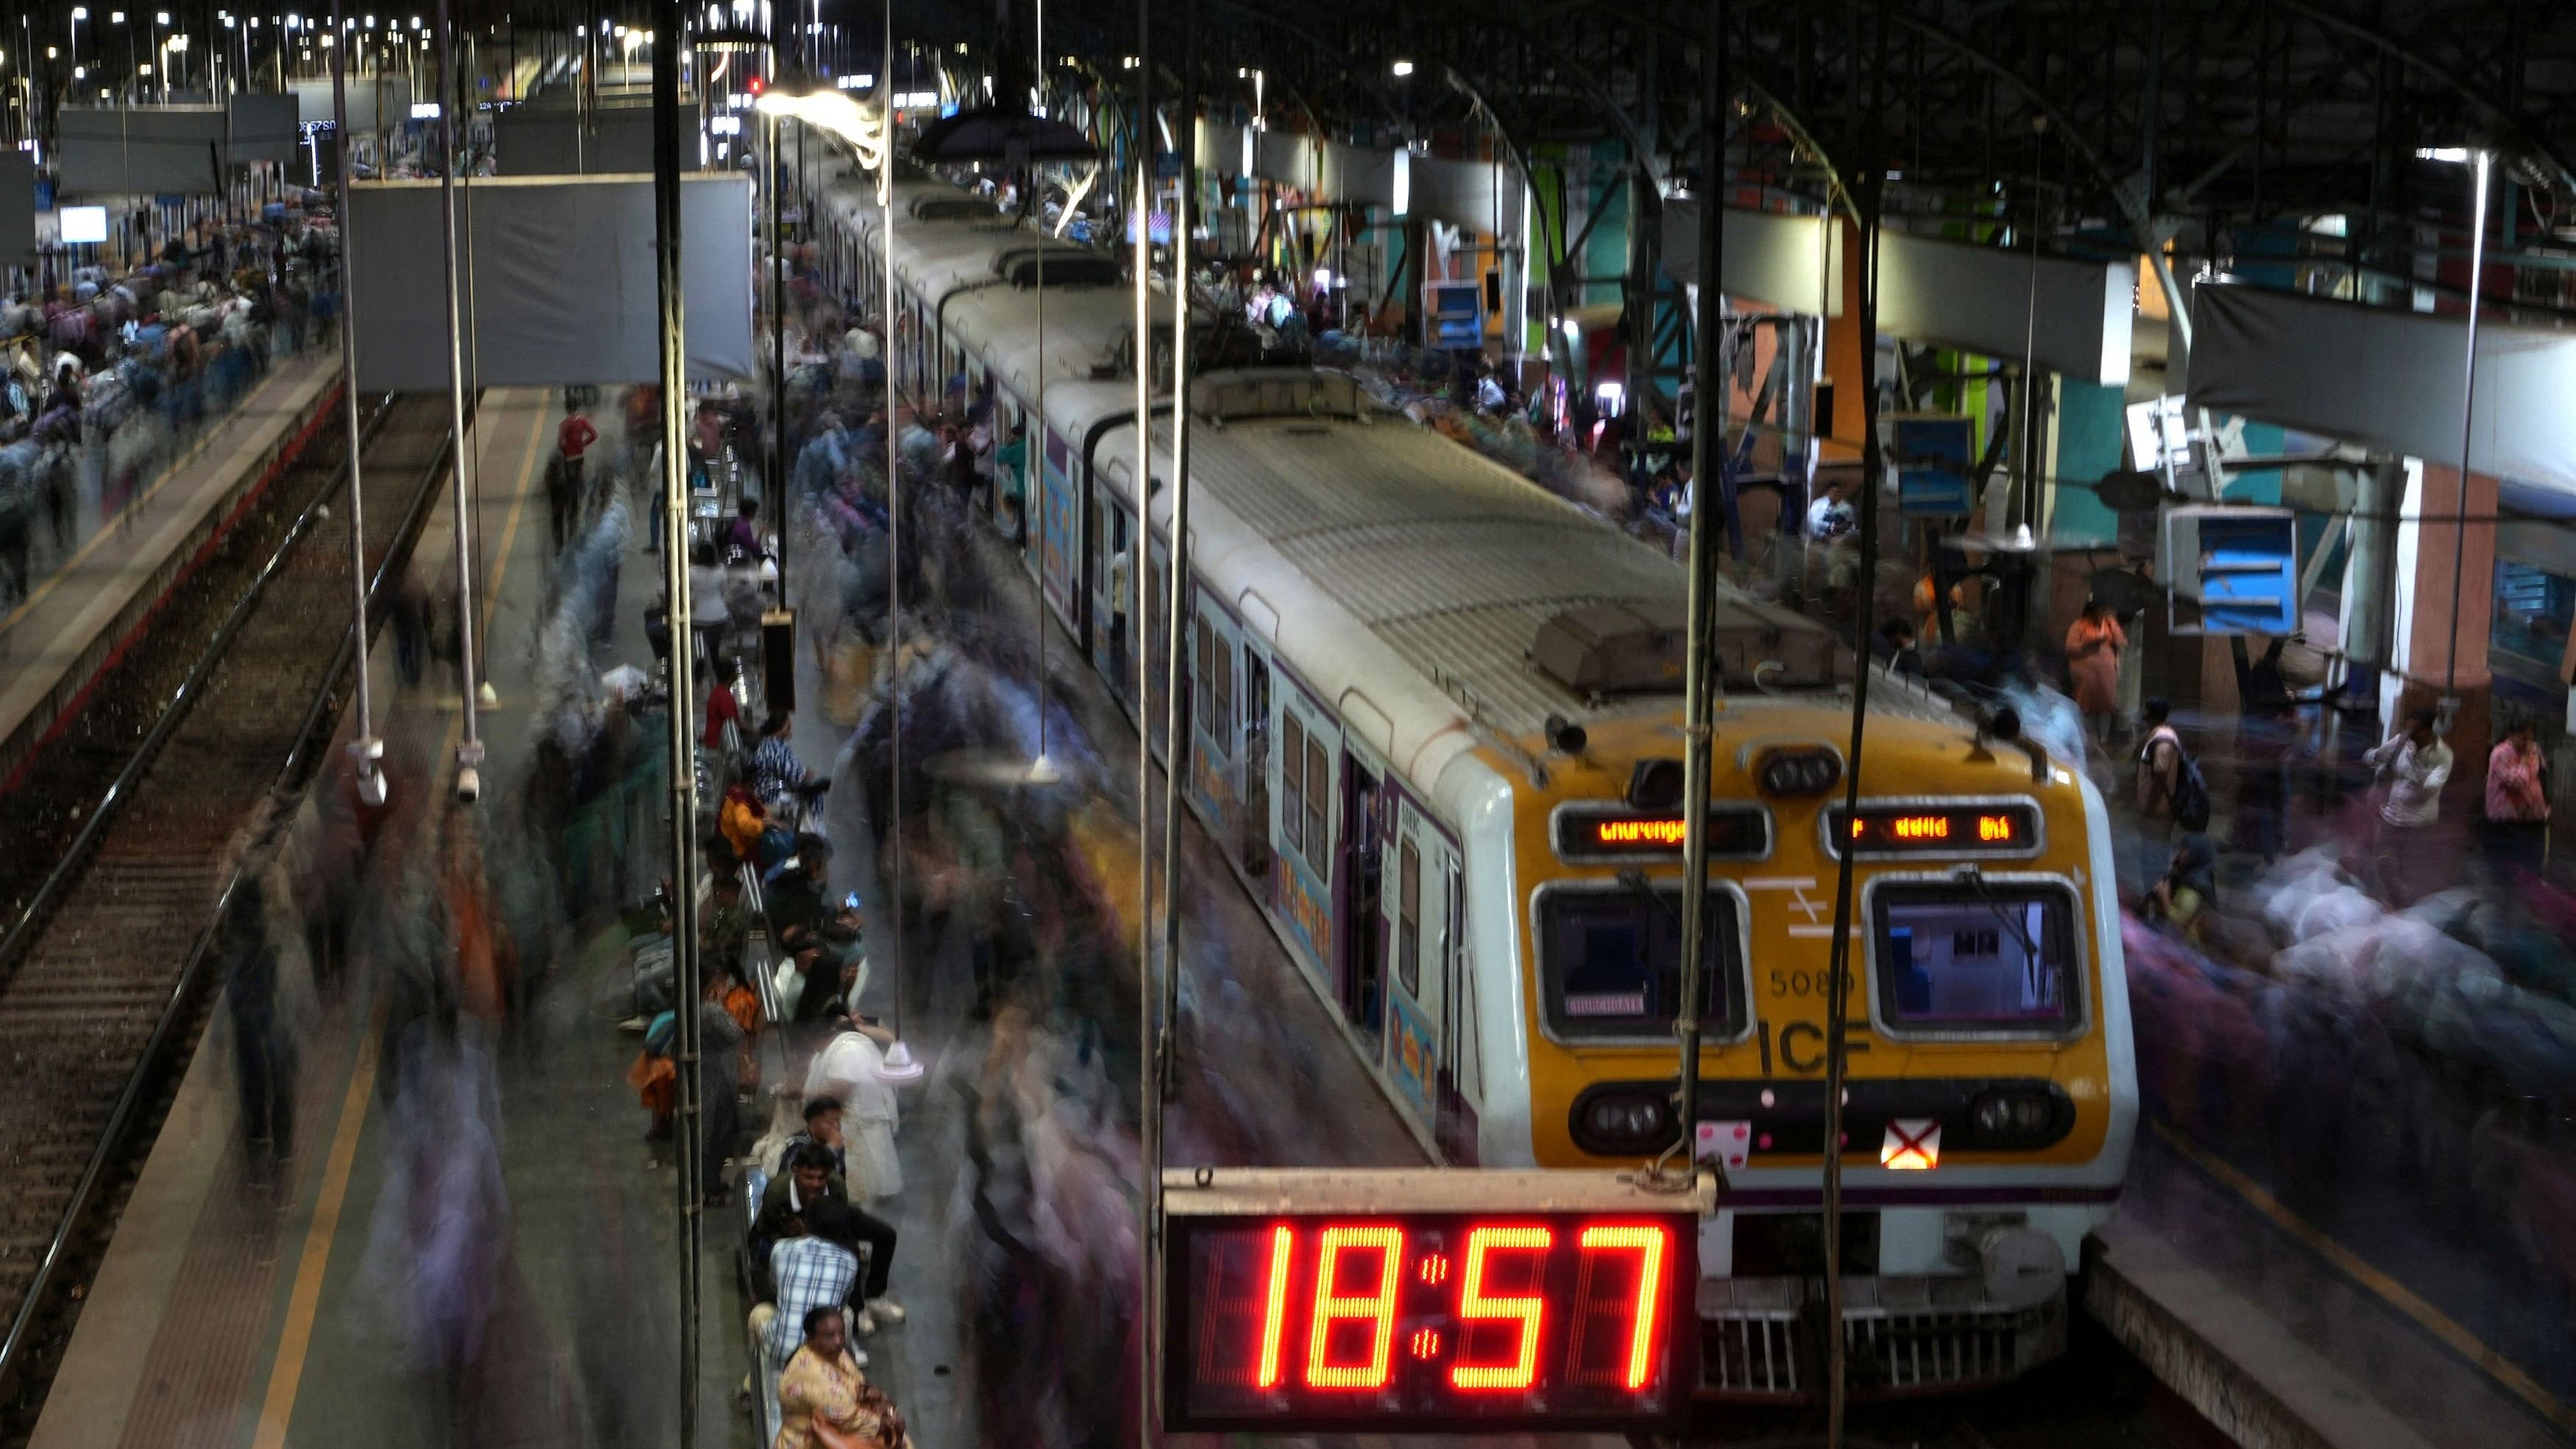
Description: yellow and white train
810,166,2136,1399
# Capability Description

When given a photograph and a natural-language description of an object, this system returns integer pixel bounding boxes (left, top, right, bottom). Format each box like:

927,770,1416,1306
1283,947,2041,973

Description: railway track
0,389,456,1439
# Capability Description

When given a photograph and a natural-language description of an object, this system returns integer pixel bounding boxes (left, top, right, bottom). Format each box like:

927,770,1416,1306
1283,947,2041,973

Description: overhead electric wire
1821,4,1894,1442
1666,0,1727,1189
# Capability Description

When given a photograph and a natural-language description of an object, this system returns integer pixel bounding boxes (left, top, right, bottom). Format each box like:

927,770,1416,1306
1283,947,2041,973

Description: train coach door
1090,499,1128,689
1239,651,1273,879
1384,810,1451,1132
1436,856,1478,1162
1340,761,1387,1051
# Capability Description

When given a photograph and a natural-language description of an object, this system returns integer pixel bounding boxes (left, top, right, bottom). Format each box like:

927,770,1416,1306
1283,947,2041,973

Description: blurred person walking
2484,715,2551,880
2132,698,2193,896
806,1016,906,1206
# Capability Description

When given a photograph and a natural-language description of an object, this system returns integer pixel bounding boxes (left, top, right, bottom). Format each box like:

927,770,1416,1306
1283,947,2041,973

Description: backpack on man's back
2139,726,2211,831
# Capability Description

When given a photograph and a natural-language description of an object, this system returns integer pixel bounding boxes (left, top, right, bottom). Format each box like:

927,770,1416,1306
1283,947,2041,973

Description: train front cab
1509,707,2137,1401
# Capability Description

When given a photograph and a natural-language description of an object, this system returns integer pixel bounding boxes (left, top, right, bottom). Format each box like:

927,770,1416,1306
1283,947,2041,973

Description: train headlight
1965,1086,2067,1149
1573,1090,1673,1155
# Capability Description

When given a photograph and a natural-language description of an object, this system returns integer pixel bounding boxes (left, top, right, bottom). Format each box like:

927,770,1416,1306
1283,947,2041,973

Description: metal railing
0,408,456,1399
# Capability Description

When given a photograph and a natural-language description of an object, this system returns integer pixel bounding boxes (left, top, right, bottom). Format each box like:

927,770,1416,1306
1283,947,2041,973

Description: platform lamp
749,77,927,1088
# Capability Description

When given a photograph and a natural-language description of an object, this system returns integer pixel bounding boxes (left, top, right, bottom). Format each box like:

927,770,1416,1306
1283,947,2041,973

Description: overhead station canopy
2188,281,2576,495
1660,202,2134,385
0,153,34,265
57,107,229,196
347,173,755,391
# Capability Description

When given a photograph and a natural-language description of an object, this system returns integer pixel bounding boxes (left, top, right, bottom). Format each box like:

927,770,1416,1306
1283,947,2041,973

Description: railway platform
13,394,2563,1449
17,386,576,1449
0,347,344,789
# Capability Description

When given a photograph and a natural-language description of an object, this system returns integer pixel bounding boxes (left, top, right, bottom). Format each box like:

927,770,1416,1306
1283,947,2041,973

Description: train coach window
1281,713,1307,855
1397,838,1420,996
1537,886,1743,1041
1869,881,2081,1035
1304,736,1330,857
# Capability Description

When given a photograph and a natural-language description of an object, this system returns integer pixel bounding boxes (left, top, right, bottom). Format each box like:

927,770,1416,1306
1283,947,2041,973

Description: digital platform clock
1161,1169,1711,1432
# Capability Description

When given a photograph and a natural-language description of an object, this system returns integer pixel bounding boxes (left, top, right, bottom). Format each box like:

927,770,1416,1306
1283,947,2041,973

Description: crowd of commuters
0,204,343,603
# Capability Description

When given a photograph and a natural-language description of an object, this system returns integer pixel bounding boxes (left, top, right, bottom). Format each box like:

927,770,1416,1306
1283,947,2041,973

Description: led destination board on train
1167,1212,1696,1431
1554,805,1769,861
1829,801,2040,855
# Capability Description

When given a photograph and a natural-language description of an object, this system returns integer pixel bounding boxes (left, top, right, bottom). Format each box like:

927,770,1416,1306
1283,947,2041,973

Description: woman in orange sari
2064,598,2127,743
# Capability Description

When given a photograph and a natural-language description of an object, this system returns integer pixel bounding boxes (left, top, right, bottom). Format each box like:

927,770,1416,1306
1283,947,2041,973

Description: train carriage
809,166,2137,1398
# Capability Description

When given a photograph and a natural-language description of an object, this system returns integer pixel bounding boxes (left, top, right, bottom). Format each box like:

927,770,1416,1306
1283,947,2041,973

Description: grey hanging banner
494,104,690,174
57,107,228,195
0,152,35,264
227,93,303,164
2189,280,2576,495
347,173,754,390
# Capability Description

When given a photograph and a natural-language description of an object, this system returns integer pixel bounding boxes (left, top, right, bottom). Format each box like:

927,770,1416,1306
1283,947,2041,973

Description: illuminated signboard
1827,801,2041,857
1554,805,1769,862
1164,1169,1708,1432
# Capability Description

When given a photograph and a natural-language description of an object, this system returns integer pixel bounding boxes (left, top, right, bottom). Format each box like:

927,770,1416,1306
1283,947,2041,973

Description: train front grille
1698,1276,2066,1399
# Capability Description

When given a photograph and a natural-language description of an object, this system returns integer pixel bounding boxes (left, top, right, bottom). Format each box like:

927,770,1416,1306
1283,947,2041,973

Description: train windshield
1538,887,1741,1040
1870,880,2081,1032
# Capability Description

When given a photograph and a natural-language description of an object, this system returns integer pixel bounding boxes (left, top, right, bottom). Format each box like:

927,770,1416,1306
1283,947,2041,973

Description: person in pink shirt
2483,715,2552,879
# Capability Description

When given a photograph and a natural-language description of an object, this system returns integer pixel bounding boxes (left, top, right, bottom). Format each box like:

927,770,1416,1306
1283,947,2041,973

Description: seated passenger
754,1144,905,1334
781,1094,849,1180
766,841,861,949
753,711,829,815
2148,829,2219,946
776,1305,905,1448
719,782,771,862
754,1198,866,1372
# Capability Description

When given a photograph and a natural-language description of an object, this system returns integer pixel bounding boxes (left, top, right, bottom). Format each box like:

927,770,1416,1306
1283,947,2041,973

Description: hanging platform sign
347,173,756,390
2162,504,2299,635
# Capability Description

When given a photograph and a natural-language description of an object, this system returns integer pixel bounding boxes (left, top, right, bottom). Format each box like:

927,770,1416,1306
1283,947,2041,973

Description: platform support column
648,0,706,1441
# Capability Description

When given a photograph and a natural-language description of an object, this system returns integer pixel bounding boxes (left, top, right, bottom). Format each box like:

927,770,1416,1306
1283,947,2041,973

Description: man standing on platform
555,394,600,545
2365,705,2454,904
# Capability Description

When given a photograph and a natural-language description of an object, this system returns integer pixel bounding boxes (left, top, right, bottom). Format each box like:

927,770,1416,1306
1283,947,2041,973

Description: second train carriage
807,163,2137,1397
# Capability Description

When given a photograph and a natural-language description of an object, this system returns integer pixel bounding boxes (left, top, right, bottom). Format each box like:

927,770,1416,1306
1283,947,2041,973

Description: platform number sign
1163,1171,1706,1432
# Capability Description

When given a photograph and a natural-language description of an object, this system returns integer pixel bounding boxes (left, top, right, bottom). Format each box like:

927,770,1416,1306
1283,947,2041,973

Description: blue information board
2194,511,2299,635
1893,414,1976,517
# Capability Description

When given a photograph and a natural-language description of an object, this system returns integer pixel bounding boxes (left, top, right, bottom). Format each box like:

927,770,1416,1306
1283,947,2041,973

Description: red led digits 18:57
1174,1211,1692,1431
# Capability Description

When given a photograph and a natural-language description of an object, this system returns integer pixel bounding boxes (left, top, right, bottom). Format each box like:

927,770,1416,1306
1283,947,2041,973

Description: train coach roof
1080,378,1918,787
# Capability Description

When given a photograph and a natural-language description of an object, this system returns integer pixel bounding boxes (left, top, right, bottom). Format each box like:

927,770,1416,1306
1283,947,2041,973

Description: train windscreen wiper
1953,865,2039,960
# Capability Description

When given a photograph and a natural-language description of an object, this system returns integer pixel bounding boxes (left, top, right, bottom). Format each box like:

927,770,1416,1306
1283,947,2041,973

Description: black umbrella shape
909,105,1098,163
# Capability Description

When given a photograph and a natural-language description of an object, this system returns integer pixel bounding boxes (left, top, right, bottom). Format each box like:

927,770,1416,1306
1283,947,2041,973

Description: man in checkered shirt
757,1200,868,1370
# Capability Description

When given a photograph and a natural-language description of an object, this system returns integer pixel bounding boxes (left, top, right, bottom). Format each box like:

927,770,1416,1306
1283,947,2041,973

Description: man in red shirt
556,396,601,528
703,654,743,748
